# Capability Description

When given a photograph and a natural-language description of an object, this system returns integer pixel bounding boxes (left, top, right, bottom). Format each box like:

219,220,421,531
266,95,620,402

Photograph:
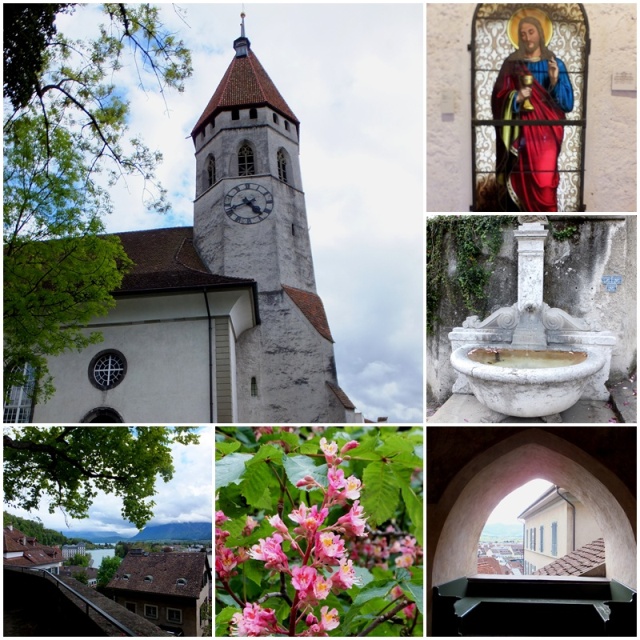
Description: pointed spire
234,11,250,58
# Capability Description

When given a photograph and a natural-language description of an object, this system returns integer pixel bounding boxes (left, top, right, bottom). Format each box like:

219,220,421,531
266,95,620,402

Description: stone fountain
449,216,616,420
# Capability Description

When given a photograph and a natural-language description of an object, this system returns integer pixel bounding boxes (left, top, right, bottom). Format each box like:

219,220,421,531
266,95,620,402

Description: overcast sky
54,3,425,423
4,427,213,537
485,479,554,525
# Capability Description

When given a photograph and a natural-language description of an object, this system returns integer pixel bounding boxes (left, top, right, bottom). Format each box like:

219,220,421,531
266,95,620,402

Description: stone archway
428,428,636,631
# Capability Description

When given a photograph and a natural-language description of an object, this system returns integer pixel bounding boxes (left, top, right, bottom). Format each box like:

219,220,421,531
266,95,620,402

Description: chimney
8,524,13,531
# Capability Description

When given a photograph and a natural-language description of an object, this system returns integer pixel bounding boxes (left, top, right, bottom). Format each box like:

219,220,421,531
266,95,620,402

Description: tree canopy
3,426,199,529
3,4,193,400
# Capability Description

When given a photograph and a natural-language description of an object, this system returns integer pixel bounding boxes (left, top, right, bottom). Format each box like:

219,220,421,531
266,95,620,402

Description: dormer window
123,574,130,581
144,575,153,582
176,578,188,586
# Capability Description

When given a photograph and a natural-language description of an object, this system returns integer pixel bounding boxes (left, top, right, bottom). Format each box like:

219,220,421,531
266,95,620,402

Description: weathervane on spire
234,7,250,58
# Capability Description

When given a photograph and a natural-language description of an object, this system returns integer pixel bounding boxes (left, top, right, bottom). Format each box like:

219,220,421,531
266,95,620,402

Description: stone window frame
277,149,288,183
88,349,127,391
238,142,256,176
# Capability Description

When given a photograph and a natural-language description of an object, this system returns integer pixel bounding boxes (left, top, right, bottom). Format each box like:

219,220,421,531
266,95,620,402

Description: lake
86,547,115,567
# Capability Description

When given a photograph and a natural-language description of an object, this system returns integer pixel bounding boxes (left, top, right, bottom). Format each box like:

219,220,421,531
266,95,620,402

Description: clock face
224,182,274,224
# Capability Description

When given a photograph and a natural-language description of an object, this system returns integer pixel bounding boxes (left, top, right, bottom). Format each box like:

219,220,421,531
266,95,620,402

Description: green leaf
361,462,399,526
240,460,277,510
260,431,300,451
215,453,252,490
215,606,240,626
352,579,397,606
215,441,241,458
377,434,415,457
352,565,376,587
246,444,283,466
242,559,265,587
282,455,327,490
400,581,424,614
401,484,424,546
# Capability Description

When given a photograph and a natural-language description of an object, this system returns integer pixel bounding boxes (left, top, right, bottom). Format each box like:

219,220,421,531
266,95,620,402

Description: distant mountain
64,530,129,543
481,523,523,540
130,522,212,542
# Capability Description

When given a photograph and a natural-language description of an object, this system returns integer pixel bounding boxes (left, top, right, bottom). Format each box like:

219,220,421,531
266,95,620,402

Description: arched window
3,362,35,423
471,3,589,211
238,143,255,176
81,407,124,423
277,149,288,183
207,155,216,188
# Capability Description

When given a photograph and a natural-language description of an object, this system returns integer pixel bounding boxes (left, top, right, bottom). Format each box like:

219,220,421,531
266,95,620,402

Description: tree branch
355,597,410,637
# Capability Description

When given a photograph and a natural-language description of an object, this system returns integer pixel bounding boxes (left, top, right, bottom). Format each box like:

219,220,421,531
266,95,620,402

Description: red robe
492,60,566,212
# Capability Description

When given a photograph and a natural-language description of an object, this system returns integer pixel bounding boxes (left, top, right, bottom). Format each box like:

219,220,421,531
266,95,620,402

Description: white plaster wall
427,4,637,212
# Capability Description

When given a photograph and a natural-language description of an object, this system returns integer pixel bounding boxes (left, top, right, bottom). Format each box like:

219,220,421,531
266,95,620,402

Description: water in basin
467,348,588,369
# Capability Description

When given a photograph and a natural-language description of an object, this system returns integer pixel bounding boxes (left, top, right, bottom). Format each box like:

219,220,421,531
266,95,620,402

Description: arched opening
428,428,636,633
81,407,124,423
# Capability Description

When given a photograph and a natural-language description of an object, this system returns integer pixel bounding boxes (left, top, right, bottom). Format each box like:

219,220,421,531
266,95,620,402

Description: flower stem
355,597,410,637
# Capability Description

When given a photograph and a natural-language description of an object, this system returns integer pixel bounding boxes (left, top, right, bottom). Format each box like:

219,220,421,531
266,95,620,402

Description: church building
6,20,358,424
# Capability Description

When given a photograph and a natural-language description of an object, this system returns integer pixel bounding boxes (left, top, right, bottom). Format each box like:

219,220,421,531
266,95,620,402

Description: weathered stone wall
427,216,637,405
427,4,637,212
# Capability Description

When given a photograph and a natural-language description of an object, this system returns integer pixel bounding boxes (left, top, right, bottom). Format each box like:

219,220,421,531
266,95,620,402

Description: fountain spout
511,302,547,349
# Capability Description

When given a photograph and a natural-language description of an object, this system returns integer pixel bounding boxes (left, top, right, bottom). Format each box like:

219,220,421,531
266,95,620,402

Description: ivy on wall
426,216,517,335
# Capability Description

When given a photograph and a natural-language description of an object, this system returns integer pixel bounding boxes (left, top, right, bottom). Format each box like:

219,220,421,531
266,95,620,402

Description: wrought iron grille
471,3,590,211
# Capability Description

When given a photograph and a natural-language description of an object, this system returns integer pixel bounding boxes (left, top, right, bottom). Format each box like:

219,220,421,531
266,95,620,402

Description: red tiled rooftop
282,284,334,342
108,552,210,599
535,538,605,577
192,48,298,137
114,227,255,293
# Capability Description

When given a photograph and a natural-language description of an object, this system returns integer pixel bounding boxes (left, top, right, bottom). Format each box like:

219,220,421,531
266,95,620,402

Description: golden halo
508,8,553,49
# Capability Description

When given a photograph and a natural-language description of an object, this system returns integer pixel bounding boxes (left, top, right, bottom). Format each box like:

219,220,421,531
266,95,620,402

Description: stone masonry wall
427,216,637,405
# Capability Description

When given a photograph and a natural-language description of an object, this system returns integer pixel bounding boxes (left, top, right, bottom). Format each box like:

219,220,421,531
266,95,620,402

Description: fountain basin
451,346,606,417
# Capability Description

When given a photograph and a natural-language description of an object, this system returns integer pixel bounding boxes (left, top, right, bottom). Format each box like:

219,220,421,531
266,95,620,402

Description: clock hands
228,197,261,214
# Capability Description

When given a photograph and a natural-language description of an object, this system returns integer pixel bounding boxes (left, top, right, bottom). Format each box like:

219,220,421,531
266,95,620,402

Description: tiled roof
3,526,62,567
113,227,255,293
327,382,356,410
192,48,299,137
534,538,606,577
107,552,210,599
282,285,334,342
477,556,507,575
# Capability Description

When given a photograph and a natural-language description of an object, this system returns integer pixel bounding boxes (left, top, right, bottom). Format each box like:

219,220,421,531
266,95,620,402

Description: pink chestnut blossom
291,565,318,598
319,606,340,631
336,500,368,537
312,575,333,601
215,547,238,580
319,437,339,464
327,467,346,497
267,513,289,535
289,503,329,536
315,531,346,564
216,510,230,525
230,602,281,636
343,475,362,500
340,439,360,454
331,557,358,590
249,533,289,571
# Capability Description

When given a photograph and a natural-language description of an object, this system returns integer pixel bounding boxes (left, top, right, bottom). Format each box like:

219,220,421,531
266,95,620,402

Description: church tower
190,16,356,422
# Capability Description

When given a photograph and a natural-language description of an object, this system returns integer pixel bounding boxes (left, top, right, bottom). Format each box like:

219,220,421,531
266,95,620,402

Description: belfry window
238,143,255,176
251,376,258,397
277,149,288,183
207,155,216,188
249,108,258,119
3,363,36,423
